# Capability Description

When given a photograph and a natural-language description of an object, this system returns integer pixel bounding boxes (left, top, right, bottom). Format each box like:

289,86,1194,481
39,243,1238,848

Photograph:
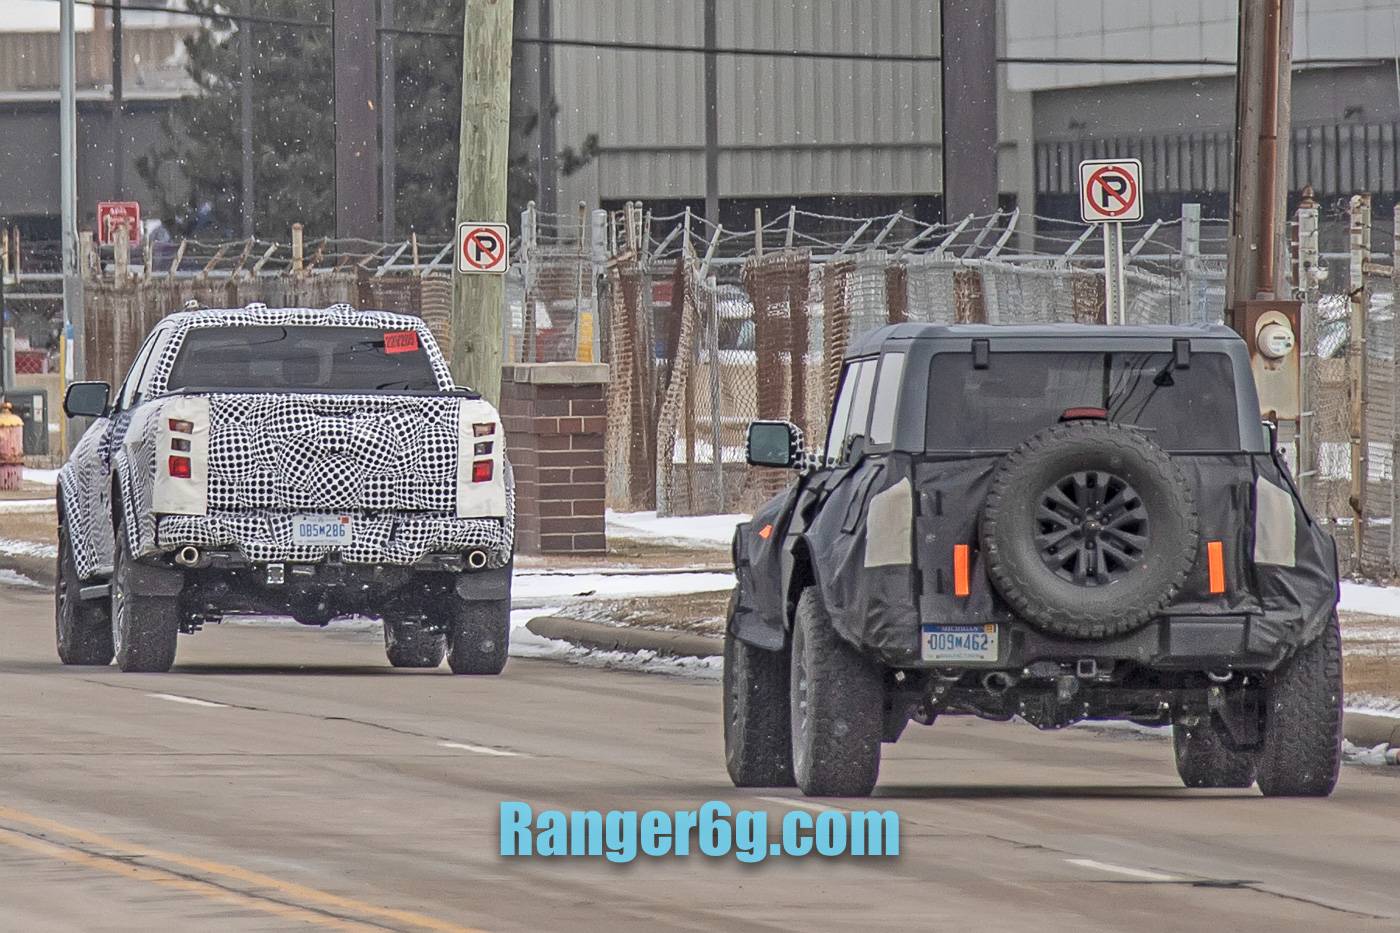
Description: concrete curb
526,616,722,659
1344,711,1400,748
0,551,54,589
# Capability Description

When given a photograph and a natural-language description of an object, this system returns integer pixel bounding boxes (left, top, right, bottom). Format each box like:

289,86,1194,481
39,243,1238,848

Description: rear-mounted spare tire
980,421,1199,639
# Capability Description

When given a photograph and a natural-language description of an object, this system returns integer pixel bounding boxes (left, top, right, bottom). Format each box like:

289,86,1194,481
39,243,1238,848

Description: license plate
290,514,353,546
921,623,998,662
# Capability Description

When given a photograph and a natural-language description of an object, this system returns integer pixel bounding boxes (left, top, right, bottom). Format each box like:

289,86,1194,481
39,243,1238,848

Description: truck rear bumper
886,613,1286,673
154,511,512,568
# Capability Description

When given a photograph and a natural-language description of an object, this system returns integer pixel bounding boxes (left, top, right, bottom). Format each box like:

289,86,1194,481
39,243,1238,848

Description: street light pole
60,0,85,398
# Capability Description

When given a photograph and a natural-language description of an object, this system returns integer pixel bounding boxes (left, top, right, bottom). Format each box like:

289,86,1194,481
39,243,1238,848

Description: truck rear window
926,350,1239,451
165,326,442,393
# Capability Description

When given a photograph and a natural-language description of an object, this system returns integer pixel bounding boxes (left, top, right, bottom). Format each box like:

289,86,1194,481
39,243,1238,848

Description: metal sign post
1078,158,1143,326
1102,221,1126,325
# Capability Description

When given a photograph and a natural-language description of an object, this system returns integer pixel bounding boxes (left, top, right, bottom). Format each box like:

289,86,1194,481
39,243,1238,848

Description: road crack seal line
0,805,485,931
80,677,529,758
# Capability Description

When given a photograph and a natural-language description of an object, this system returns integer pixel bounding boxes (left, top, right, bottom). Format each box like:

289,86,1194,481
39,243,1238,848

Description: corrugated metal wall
553,0,942,205
0,28,191,92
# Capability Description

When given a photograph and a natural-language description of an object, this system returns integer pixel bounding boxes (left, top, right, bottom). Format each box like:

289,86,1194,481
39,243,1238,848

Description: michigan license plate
920,623,998,662
290,514,353,546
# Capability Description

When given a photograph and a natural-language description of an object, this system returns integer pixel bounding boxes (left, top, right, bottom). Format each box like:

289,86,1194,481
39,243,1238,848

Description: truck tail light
1207,541,1225,594
168,455,192,479
471,459,493,483
168,418,194,434
953,544,971,597
473,422,496,437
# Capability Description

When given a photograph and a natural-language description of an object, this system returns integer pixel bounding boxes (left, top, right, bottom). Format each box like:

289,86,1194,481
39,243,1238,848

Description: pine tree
136,0,595,239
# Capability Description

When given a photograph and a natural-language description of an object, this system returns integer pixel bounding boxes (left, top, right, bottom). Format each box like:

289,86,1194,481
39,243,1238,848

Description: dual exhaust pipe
174,545,490,570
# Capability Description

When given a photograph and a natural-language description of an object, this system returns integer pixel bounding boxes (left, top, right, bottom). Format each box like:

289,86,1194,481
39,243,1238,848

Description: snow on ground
0,537,56,560
513,569,733,603
223,605,723,678
0,499,55,514
1349,693,1400,718
22,468,59,486
1340,582,1400,618
606,509,748,549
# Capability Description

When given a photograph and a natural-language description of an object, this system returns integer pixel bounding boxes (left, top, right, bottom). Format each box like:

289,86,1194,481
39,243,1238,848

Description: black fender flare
781,533,821,635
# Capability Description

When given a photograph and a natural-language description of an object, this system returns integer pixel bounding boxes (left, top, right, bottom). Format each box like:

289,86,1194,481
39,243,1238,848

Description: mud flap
454,563,512,602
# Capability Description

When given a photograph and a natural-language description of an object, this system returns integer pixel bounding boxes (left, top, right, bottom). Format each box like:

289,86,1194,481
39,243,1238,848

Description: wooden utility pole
450,0,514,404
1226,0,1294,319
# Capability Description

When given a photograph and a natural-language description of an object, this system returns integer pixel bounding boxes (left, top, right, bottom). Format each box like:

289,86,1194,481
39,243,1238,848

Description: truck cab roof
848,322,1243,358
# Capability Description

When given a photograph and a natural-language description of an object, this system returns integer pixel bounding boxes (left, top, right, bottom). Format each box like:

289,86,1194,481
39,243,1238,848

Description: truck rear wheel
112,522,180,673
446,598,509,675
724,594,795,787
383,617,447,668
1172,717,1256,789
790,587,882,797
56,522,115,666
1255,614,1343,798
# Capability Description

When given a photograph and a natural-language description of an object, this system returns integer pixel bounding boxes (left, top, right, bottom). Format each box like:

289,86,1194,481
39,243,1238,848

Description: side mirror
746,420,802,469
1262,419,1279,453
64,381,111,419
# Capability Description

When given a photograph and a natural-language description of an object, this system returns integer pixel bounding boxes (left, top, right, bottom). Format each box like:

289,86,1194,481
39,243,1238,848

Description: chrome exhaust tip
174,546,201,567
982,671,1015,695
466,549,488,570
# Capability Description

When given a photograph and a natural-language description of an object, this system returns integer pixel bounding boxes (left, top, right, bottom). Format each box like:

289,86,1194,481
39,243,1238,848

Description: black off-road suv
725,324,1341,798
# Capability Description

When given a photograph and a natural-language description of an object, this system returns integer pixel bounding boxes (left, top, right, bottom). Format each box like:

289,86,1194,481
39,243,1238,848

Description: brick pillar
500,362,609,555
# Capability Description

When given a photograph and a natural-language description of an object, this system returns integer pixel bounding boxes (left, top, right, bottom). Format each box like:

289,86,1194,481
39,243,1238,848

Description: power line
50,1,1400,70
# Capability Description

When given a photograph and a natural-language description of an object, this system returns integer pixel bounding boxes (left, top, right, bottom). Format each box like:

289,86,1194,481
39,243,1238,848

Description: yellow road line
0,826,370,930
0,805,485,933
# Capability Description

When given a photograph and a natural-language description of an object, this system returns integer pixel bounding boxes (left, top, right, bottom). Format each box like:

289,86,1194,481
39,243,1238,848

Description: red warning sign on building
96,201,142,246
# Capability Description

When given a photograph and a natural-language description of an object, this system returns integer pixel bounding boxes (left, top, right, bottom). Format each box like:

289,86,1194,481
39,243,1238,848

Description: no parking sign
1078,159,1143,224
456,222,510,275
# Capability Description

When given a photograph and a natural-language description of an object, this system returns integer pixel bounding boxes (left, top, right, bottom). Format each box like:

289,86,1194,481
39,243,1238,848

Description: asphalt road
2,582,1400,932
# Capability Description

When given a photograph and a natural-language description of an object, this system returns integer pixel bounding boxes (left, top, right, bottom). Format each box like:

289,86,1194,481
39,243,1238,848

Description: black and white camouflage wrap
59,305,513,579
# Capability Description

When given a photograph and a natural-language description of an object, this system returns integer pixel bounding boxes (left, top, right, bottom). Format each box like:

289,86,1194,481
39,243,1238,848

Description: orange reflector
758,524,773,540
953,544,971,597
1207,540,1225,594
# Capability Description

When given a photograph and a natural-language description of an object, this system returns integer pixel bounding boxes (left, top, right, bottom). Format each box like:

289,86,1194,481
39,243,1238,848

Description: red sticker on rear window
383,330,419,354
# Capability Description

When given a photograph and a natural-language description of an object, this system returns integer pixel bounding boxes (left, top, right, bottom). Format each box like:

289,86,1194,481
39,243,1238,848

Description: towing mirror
746,420,800,469
64,381,111,419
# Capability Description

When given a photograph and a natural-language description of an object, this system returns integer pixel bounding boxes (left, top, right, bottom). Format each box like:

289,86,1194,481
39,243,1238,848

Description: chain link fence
603,204,1242,518
52,196,1400,578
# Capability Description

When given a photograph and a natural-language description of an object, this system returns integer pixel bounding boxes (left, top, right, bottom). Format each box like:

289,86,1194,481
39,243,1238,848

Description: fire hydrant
0,402,24,491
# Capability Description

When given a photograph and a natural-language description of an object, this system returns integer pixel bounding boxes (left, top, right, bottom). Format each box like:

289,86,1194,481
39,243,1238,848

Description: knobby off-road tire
724,594,795,787
446,598,510,675
981,421,1199,639
383,616,448,668
790,587,883,797
55,521,115,665
1255,614,1343,798
1173,717,1257,789
111,519,180,673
